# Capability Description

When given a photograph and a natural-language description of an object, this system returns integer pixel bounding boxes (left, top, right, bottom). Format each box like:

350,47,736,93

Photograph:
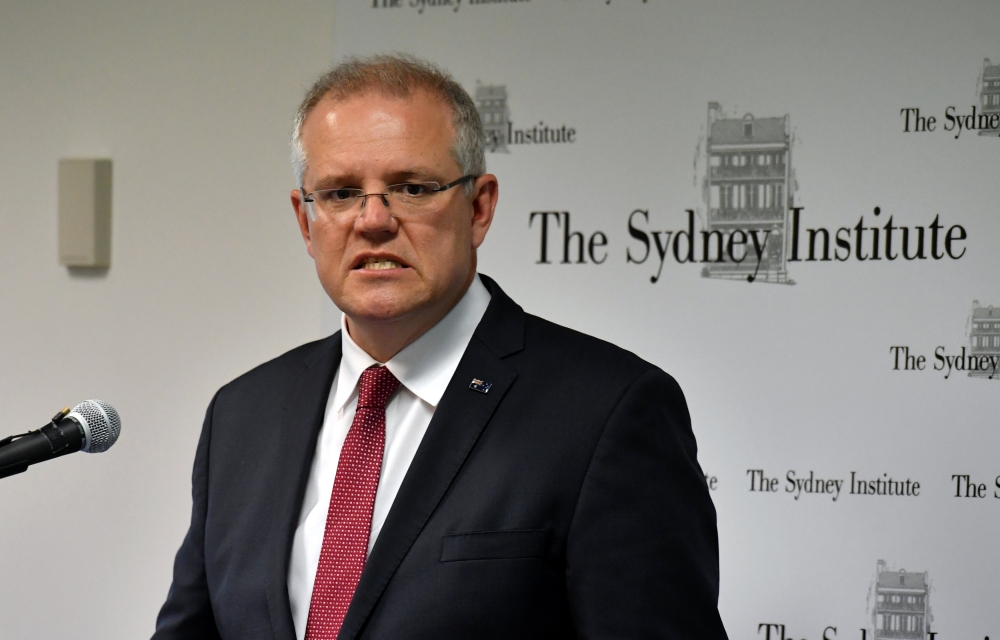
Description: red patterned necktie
305,364,400,640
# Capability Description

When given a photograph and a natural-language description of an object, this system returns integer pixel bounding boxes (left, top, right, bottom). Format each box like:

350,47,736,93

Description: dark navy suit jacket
153,275,728,639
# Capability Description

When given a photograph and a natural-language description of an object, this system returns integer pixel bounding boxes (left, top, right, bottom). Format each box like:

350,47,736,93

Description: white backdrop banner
332,1,999,638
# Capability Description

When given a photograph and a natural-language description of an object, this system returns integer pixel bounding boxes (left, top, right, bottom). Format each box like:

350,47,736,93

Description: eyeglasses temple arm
434,174,477,192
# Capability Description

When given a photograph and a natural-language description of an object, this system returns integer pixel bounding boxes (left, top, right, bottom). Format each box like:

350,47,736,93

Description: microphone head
69,400,121,454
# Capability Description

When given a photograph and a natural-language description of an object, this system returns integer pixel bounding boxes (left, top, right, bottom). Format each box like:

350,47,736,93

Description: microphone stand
0,408,71,479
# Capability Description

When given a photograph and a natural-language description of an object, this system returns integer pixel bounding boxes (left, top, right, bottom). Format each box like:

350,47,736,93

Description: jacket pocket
440,528,549,562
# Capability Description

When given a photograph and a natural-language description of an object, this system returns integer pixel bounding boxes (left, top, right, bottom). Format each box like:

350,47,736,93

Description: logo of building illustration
866,560,931,640
474,83,577,153
978,58,1000,137
701,102,796,284
968,301,1000,379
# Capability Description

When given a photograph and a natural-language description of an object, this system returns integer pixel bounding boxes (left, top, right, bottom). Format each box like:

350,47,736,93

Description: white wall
0,3,334,638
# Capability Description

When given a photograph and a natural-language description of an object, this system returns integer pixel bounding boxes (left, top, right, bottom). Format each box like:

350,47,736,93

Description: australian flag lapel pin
469,377,492,394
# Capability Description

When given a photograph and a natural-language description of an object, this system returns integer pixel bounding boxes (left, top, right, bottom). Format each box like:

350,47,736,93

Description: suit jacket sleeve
152,392,222,640
565,368,727,639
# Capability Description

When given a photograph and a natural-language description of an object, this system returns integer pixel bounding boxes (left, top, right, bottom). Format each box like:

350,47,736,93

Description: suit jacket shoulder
213,334,339,410
522,312,656,381
477,273,662,392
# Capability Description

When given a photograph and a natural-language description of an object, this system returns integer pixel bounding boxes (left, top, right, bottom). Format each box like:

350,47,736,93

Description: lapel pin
469,378,492,394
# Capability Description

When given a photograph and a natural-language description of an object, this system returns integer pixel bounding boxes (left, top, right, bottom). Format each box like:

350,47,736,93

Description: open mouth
355,256,408,270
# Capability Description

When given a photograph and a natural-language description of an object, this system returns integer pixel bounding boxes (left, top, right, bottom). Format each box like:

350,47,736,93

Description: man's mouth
356,257,407,270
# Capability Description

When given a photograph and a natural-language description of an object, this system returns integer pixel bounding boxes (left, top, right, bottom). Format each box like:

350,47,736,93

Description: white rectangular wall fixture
58,158,112,268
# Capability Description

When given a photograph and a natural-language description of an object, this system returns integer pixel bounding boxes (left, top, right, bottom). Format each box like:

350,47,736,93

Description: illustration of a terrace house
476,84,510,152
980,58,1000,136
703,103,793,283
873,560,929,640
969,301,1000,379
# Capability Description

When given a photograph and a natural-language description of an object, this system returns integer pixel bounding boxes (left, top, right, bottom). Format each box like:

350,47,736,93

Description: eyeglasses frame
300,174,477,220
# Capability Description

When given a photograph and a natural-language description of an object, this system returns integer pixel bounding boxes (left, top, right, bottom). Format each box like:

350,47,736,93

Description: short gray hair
291,54,485,192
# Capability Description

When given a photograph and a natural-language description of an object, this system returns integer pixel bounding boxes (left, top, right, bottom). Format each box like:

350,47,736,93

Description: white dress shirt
287,275,491,640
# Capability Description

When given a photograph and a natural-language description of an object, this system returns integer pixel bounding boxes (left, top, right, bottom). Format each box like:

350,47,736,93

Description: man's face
292,90,496,335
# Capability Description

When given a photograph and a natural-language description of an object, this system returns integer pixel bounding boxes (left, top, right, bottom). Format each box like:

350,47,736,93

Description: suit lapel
338,276,525,640
265,334,343,640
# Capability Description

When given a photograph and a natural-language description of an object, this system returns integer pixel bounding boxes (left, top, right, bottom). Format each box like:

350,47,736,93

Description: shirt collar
331,274,492,412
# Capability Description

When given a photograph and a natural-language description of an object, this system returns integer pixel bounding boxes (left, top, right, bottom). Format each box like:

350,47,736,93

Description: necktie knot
357,365,400,409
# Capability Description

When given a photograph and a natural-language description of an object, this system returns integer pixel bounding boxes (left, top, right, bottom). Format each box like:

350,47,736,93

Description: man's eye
400,183,430,197
315,189,355,202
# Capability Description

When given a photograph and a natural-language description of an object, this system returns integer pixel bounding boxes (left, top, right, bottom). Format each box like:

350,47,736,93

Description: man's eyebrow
311,174,356,190
385,168,440,183
310,169,442,190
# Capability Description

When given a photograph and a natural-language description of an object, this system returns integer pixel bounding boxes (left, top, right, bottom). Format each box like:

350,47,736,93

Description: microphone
0,400,121,480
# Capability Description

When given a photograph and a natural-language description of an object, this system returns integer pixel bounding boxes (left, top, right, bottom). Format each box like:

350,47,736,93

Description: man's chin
334,288,427,326
346,307,415,325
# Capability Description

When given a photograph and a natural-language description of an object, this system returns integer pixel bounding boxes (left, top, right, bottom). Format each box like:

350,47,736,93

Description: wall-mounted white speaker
58,158,112,268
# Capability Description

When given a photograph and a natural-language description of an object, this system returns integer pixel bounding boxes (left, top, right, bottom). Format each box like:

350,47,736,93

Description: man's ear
291,188,316,258
469,174,499,251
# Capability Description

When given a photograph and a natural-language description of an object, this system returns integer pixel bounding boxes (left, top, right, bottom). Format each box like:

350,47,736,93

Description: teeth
361,258,403,270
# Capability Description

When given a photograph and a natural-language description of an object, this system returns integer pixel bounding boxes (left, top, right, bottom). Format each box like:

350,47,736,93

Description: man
154,54,728,639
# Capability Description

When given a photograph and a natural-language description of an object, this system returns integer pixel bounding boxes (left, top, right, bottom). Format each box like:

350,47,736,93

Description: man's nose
354,192,397,233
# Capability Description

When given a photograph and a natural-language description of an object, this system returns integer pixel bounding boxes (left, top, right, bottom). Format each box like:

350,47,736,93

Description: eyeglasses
301,175,476,221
